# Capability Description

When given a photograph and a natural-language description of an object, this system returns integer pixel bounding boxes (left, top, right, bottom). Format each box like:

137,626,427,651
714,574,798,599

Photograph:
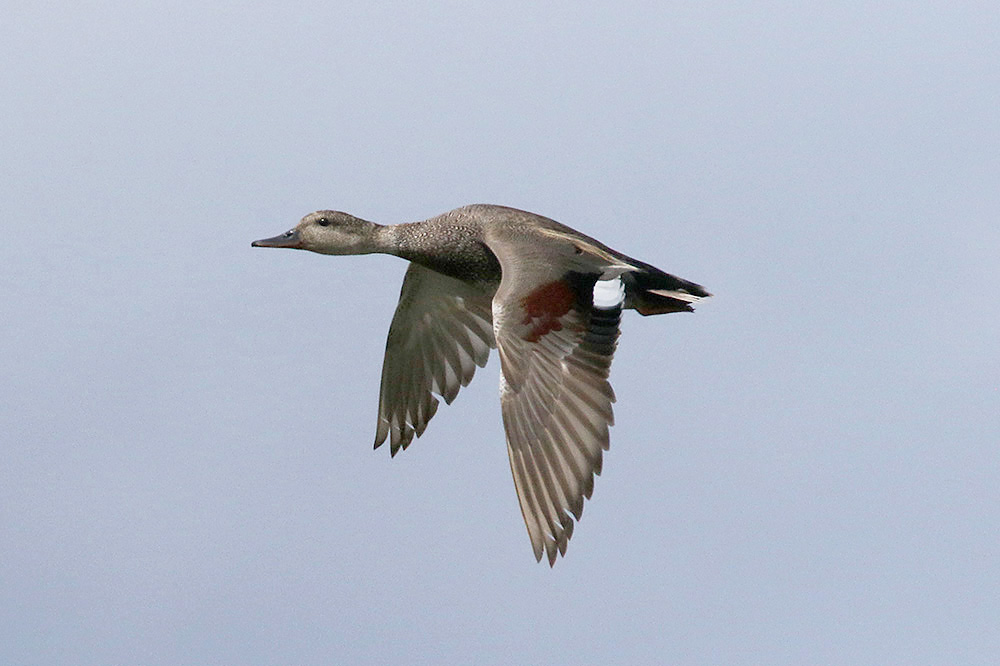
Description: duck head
252,210,382,255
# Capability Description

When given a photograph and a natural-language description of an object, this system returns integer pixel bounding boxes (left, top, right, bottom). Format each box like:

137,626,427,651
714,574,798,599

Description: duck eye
317,217,330,227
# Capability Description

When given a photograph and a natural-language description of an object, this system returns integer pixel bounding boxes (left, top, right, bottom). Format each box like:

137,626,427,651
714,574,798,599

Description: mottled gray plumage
252,204,709,564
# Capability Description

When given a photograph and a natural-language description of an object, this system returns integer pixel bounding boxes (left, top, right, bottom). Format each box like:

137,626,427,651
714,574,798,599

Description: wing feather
374,263,495,455
488,236,623,564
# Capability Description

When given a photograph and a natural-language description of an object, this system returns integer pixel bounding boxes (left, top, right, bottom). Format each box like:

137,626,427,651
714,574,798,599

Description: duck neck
380,221,502,284
381,222,427,262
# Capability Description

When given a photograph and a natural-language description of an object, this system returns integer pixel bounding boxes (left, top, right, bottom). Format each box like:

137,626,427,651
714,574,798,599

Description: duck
252,204,709,565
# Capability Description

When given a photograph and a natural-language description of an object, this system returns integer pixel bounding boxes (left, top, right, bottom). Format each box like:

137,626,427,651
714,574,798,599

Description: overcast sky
2,2,998,664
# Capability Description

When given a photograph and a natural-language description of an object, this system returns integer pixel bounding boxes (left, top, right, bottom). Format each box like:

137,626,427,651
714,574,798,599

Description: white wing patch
593,277,625,309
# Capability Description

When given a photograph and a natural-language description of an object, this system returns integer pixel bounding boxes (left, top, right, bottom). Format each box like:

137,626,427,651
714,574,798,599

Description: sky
2,2,999,664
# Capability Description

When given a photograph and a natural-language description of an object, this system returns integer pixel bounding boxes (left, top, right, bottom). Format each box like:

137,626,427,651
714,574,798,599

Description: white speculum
592,277,625,309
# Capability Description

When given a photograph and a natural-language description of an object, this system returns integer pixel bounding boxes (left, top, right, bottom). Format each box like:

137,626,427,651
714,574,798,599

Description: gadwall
253,204,709,565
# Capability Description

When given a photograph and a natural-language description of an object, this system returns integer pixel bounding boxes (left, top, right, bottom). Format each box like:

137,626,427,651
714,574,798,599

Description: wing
374,262,495,455
490,254,622,565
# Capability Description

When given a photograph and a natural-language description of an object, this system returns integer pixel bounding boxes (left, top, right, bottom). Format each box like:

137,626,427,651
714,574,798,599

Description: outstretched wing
374,263,495,455
489,251,622,565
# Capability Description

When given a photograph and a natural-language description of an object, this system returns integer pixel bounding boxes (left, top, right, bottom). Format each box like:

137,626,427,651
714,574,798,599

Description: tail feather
621,260,711,316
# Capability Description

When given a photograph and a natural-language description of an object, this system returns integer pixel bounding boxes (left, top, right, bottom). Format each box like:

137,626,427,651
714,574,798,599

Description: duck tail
621,261,711,316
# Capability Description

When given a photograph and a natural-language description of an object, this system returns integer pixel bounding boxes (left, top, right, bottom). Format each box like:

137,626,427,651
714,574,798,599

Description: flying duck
253,204,709,564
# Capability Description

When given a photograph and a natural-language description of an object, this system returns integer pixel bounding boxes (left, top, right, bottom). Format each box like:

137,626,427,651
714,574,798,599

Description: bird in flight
253,204,709,565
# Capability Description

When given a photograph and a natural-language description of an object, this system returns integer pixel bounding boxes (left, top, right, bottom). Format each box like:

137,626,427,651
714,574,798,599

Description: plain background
2,2,998,664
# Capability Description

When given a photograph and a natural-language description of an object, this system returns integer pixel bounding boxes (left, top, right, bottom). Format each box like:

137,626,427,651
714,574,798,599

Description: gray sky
2,2,998,664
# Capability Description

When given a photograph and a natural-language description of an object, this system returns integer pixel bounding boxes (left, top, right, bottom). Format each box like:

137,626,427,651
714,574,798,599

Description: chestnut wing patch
519,279,578,342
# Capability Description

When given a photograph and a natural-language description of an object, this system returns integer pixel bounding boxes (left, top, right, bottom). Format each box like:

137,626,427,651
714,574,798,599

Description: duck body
253,204,709,564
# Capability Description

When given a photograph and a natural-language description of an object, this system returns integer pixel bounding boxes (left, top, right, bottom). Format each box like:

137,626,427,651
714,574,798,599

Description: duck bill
251,229,302,249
